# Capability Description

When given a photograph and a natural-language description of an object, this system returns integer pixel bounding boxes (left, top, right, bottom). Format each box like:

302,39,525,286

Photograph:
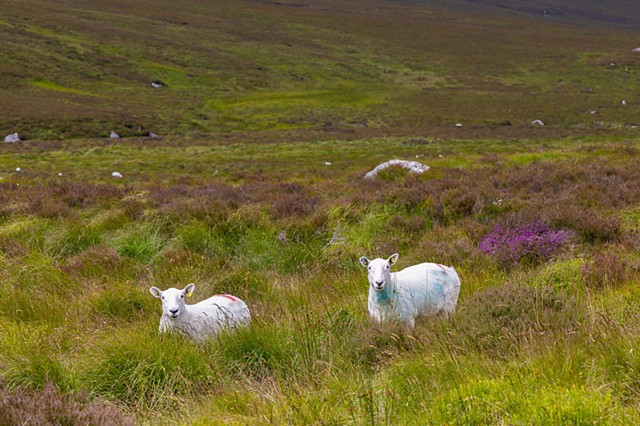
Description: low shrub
551,208,621,244
479,222,571,267
0,380,133,426
580,253,630,290
62,245,127,279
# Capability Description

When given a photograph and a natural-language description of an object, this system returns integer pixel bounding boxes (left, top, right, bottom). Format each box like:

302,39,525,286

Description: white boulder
4,133,20,143
364,159,430,179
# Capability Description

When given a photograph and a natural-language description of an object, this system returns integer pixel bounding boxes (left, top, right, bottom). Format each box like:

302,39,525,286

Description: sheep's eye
385,265,389,270
180,294,184,299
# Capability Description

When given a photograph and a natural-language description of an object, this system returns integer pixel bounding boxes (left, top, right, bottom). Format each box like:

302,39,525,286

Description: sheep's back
394,263,460,313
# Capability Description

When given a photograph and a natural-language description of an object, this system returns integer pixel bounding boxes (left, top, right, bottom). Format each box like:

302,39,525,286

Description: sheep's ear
359,257,370,267
183,283,195,297
149,287,162,298
388,253,399,265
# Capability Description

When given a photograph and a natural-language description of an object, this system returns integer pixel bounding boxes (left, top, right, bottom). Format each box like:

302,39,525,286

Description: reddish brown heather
0,381,133,426
580,252,632,290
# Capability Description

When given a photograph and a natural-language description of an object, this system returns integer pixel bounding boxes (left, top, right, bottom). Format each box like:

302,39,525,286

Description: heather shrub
0,380,133,426
440,188,477,220
479,222,571,267
61,245,132,280
388,213,427,235
0,234,28,258
28,196,74,218
454,284,579,357
120,198,147,221
271,189,318,220
551,208,621,244
48,181,126,208
580,253,630,290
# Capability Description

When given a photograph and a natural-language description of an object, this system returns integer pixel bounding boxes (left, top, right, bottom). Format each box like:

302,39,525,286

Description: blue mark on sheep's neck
374,287,395,305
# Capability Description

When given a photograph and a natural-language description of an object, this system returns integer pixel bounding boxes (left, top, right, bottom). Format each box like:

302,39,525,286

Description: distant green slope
2,0,640,139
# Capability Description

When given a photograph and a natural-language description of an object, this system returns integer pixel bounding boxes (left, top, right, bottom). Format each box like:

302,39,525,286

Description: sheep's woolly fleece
364,159,430,179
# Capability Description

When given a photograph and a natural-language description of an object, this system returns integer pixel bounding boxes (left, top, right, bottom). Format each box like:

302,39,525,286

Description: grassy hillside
3,0,640,425
2,0,640,139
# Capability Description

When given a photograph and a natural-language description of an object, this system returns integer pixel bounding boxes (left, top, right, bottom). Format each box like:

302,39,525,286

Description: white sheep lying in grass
359,253,461,327
149,283,250,340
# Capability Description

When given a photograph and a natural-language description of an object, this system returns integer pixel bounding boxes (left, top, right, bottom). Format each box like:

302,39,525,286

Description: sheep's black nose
375,281,383,286
170,309,178,314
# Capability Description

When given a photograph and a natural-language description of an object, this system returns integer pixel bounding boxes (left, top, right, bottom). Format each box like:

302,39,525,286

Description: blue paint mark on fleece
374,288,393,305
432,280,443,298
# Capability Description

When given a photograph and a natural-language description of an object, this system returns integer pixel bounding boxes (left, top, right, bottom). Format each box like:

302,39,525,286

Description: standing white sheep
149,283,250,340
359,253,461,327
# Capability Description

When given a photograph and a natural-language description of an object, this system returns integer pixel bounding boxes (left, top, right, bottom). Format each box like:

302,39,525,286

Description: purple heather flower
479,222,570,266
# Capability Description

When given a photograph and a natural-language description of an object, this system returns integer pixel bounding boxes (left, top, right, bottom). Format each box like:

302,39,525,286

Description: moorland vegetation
2,0,640,424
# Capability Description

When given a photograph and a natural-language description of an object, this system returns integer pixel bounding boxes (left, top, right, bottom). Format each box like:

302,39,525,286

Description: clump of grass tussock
589,327,640,407
45,222,102,259
175,220,228,258
0,284,67,325
0,379,133,426
13,251,76,293
0,321,77,392
90,281,155,323
434,368,625,424
210,266,276,307
80,326,216,411
0,252,79,324
375,164,415,183
0,216,48,254
112,223,168,264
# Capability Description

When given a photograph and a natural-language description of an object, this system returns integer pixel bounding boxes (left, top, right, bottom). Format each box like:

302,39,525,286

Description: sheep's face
360,254,398,291
150,283,195,319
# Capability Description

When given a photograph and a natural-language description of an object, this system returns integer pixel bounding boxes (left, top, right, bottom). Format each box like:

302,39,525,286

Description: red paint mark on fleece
217,294,238,302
